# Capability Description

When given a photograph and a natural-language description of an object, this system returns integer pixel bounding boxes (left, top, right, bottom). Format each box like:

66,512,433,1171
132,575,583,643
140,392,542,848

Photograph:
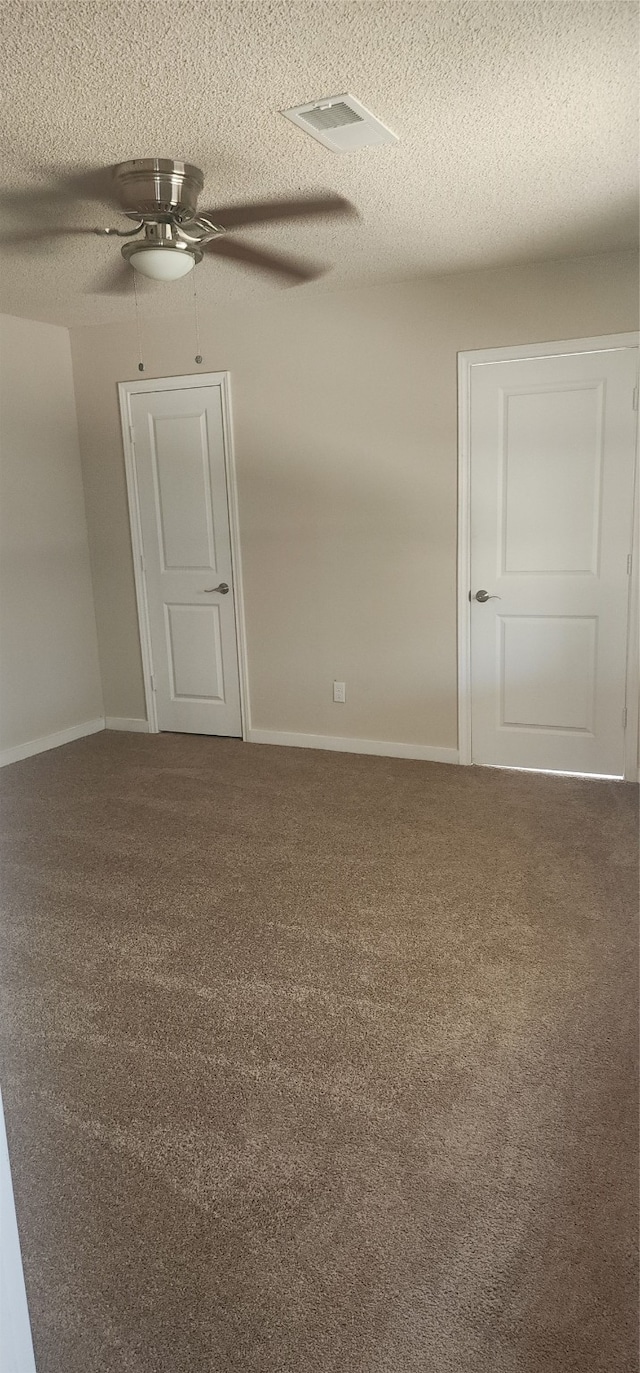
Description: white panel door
469,344,637,776
131,384,242,736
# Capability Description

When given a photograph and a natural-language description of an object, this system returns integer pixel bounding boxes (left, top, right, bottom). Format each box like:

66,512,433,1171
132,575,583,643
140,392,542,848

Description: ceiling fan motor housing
113,159,204,222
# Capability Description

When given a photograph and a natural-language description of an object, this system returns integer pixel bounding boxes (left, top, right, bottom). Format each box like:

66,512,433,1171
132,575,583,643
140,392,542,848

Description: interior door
469,343,638,776
130,383,242,736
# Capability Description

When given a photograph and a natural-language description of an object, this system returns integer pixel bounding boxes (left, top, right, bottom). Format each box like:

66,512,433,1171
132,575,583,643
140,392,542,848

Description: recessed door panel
165,603,224,701
501,384,603,575
500,616,596,732
152,413,216,571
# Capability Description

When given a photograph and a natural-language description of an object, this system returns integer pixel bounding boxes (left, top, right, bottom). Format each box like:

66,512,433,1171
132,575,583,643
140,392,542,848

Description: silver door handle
474,589,501,602
203,583,229,594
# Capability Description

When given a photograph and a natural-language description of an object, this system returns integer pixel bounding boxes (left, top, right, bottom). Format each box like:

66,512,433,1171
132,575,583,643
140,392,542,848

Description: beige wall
0,314,103,753
70,250,638,745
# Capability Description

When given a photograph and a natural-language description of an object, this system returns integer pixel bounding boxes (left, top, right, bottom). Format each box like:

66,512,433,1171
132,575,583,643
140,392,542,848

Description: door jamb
623,412,639,782
457,332,639,779
118,372,250,739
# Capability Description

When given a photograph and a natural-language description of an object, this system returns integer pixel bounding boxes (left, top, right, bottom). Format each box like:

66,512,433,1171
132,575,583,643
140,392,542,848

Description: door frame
118,371,250,738
457,333,639,780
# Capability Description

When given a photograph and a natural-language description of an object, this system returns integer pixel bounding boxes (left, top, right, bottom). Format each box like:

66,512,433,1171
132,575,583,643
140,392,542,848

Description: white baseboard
105,717,149,733
246,728,459,765
0,1088,37,1373
0,717,105,768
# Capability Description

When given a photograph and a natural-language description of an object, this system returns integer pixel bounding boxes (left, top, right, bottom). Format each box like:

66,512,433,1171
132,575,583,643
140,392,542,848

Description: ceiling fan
2,159,356,291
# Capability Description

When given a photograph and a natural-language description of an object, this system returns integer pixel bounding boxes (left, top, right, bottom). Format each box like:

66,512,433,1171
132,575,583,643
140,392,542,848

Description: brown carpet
0,732,637,1373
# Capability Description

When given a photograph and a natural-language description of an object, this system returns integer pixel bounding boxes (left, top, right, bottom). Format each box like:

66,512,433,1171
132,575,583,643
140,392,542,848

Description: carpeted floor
0,731,637,1373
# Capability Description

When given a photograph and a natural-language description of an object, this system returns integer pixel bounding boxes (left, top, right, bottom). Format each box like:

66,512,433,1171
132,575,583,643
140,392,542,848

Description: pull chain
133,272,144,372
192,269,203,365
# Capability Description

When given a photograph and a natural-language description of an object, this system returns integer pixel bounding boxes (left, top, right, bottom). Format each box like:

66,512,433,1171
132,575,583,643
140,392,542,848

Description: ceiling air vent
281,94,398,153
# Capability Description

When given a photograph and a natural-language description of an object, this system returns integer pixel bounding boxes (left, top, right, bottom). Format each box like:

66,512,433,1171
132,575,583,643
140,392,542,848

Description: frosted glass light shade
129,247,196,281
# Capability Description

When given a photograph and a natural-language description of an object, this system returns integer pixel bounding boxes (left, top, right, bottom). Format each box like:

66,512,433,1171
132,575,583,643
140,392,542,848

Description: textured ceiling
0,0,637,327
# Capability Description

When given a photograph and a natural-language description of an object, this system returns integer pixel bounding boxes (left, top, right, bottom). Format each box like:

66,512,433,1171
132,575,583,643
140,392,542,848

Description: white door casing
459,337,638,778
120,375,246,737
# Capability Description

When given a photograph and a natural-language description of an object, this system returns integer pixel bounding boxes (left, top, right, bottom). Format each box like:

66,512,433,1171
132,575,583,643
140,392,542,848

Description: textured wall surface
0,314,103,752
0,0,637,326
69,250,638,743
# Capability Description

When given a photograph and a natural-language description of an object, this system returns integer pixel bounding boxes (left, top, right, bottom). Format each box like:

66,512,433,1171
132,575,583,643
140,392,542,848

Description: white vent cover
281,94,398,153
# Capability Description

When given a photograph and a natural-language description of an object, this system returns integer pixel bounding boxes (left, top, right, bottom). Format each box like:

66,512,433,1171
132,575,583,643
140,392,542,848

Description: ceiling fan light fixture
123,242,199,281
16,158,355,293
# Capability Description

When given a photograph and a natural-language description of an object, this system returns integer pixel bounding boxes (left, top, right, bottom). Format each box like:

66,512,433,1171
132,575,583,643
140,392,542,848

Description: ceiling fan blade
205,236,324,282
63,166,119,204
0,226,101,247
2,167,116,217
89,256,133,294
198,194,355,231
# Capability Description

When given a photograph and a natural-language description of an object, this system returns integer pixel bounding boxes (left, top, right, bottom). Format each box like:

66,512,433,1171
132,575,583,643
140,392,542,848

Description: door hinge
129,423,136,445
627,552,633,575
633,386,639,412
139,552,145,574
622,705,627,730
149,673,155,693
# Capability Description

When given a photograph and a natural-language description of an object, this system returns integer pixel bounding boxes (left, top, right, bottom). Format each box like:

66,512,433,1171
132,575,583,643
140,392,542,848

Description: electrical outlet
333,680,346,703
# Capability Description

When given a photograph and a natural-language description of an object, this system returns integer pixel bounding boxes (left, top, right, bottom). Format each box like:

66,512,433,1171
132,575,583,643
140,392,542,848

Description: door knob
474,589,501,602
203,583,229,594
